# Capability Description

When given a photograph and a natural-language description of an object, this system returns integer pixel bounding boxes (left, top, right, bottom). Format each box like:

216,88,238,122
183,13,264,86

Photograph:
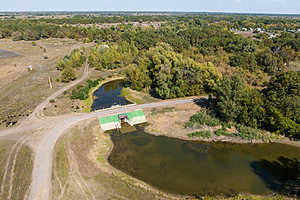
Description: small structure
27,65,33,71
98,109,147,131
126,110,147,126
99,114,121,131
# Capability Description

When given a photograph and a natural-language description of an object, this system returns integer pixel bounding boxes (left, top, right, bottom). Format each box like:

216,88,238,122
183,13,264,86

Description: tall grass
188,131,212,139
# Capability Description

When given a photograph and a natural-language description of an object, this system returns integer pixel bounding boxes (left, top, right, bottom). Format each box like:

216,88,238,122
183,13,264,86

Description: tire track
65,136,96,200
0,135,27,198
7,137,29,200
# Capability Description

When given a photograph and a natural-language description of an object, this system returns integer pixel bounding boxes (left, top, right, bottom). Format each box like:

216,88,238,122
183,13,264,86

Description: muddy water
0,49,19,58
91,79,131,111
108,127,300,196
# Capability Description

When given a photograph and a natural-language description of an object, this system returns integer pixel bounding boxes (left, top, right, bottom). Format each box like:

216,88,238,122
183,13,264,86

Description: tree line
210,72,300,138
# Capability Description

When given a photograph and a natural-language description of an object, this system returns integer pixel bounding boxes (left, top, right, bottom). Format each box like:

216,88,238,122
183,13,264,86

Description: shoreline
104,127,299,200
81,76,125,112
142,104,300,148
145,123,300,148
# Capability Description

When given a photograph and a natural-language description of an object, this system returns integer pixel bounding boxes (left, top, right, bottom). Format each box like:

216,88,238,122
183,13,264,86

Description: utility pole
48,77,53,89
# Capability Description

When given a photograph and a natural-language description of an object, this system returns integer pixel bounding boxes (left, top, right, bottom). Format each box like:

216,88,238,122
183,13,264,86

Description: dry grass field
0,140,33,200
0,38,92,129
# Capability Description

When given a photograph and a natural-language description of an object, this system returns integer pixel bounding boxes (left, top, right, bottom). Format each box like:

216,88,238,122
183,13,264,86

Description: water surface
108,127,300,196
91,79,131,111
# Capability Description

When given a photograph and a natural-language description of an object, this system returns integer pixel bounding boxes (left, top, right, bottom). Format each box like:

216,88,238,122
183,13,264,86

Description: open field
0,140,33,200
0,38,92,129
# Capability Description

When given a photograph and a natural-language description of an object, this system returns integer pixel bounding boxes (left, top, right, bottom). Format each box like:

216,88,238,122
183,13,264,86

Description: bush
235,125,265,140
70,79,100,100
61,67,76,82
185,110,221,128
49,99,55,103
188,131,212,139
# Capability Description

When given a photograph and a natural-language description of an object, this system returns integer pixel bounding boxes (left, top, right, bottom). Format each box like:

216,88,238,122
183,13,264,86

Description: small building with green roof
98,109,147,131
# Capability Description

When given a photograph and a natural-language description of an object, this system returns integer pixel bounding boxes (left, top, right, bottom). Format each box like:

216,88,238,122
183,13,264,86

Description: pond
108,126,300,197
91,79,131,111
0,49,19,58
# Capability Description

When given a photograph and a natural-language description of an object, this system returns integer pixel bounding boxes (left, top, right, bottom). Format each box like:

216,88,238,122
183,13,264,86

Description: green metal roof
127,110,145,120
99,110,145,125
99,115,119,124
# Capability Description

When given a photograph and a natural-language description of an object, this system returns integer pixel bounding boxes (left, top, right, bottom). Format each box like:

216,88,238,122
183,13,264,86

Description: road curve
27,59,89,121
29,98,197,200
0,55,201,200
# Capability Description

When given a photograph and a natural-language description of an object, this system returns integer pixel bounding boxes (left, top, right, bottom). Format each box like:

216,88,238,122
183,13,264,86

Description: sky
1,0,300,14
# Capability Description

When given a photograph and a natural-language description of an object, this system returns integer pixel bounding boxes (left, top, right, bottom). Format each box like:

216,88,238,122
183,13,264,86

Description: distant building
242,27,247,31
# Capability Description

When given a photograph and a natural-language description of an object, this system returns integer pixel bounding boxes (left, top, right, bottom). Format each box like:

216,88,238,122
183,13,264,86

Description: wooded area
1,13,299,138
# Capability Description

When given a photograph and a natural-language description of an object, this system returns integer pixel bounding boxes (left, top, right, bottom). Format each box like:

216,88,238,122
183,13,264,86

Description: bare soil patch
144,103,202,140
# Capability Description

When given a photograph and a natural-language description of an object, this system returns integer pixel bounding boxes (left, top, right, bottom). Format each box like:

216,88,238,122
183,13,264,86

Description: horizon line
0,10,300,16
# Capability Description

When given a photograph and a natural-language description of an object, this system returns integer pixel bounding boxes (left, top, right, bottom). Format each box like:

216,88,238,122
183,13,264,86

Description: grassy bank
81,80,104,112
185,110,280,143
121,87,159,105
81,77,124,112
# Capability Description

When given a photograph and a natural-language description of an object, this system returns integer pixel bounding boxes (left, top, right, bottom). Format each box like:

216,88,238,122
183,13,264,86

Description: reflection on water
91,80,131,111
108,126,300,196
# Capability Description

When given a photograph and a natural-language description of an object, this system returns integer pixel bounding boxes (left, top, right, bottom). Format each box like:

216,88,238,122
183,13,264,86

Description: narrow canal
91,79,131,111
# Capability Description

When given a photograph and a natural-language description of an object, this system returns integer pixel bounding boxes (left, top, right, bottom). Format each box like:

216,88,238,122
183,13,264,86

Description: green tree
61,67,76,82
263,72,300,137
212,75,247,122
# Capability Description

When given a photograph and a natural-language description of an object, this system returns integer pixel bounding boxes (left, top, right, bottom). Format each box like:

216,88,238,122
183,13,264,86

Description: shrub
187,131,212,139
185,110,221,128
215,129,235,137
61,67,76,82
235,125,265,140
70,79,100,100
49,99,55,103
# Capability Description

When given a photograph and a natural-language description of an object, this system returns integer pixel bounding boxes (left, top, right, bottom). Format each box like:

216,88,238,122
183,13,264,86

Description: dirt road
0,58,198,200
28,99,196,200
27,59,89,121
